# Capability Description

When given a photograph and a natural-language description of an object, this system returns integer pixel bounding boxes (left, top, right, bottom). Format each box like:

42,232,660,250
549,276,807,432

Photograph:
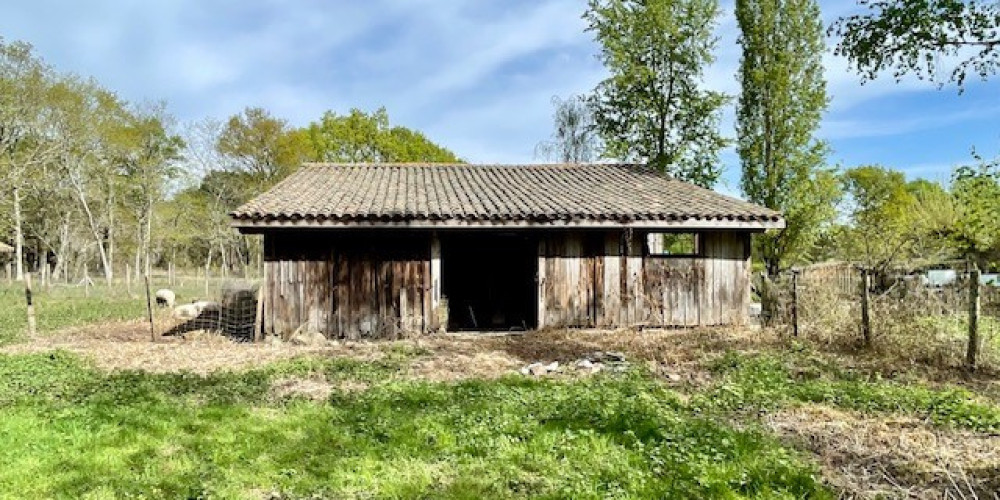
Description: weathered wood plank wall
263,229,752,339
264,233,432,339
539,231,750,329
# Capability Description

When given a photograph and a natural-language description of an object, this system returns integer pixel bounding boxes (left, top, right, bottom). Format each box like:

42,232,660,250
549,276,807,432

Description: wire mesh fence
161,280,261,342
758,263,1000,370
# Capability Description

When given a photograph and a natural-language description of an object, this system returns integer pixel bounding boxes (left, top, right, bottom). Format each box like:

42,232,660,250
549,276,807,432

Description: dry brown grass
0,320,383,375
766,404,1000,499
5,320,999,396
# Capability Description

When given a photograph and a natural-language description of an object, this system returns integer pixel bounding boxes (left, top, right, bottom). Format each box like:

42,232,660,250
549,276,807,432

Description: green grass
0,351,829,499
1,345,998,498
0,280,218,345
698,349,1000,432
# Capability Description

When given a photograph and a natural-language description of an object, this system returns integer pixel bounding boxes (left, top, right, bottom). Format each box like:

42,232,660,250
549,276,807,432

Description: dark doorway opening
442,233,537,331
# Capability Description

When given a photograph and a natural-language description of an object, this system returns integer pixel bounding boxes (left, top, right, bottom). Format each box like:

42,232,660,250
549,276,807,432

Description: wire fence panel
164,280,261,342
757,264,1000,370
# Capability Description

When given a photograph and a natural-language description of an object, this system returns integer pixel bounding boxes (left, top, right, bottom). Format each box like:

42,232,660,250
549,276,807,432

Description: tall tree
832,0,1000,89
112,103,184,275
736,0,837,275
0,39,53,280
535,95,601,163
305,108,460,163
584,0,729,187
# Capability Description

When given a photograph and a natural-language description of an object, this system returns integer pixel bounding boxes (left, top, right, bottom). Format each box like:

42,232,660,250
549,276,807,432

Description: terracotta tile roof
230,163,783,228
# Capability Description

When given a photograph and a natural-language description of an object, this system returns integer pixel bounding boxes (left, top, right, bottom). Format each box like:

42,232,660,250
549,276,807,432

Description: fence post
24,272,36,337
860,268,871,347
144,274,156,342
791,269,800,338
125,264,132,297
5,262,11,285
967,265,981,371
254,284,265,343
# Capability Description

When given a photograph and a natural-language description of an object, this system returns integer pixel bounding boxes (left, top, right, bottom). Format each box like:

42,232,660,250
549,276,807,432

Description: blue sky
2,0,998,196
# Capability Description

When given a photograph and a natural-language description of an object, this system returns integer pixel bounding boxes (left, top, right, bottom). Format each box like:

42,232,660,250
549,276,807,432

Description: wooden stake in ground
254,284,265,343
967,265,981,371
860,268,871,347
5,262,11,285
24,272,37,337
125,264,132,297
791,270,800,338
144,274,156,342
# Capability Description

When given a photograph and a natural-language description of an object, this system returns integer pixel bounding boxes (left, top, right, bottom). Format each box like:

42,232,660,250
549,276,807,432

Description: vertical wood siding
539,230,750,328
264,232,431,339
263,229,752,339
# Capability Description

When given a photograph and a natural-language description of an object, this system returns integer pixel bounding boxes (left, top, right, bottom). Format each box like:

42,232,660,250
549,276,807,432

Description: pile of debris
519,351,629,376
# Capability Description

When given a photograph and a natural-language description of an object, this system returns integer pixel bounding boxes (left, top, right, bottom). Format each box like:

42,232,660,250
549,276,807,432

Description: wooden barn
231,163,784,339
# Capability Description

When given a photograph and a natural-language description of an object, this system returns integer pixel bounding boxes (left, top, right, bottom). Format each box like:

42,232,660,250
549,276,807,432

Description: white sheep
172,300,222,321
155,289,176,308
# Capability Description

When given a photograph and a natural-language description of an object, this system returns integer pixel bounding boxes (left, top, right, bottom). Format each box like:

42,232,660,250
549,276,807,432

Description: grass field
0,278,231,345
0,324,999,498
1,281,999,498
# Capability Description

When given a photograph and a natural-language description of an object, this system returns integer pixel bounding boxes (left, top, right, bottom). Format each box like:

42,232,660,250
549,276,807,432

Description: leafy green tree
305,107,459,163
111,103,184,275
584,0,728,187
217,107,309,186
837,166,956,275
951,157,1000,265
832,0,1000,88
736,0,835,275
535,95,601,163
0,39,53,280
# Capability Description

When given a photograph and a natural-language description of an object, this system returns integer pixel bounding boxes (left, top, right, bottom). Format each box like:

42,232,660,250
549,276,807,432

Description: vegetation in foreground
1,329,999,499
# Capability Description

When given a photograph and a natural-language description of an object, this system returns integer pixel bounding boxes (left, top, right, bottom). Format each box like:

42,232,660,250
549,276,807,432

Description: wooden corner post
967,264,981,371
860,267,871,347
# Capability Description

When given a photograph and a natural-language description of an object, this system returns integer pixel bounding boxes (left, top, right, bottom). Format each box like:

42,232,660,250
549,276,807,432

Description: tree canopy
535,95,601,163
584,0,729,187
832,0,1000,88
305,108,460,163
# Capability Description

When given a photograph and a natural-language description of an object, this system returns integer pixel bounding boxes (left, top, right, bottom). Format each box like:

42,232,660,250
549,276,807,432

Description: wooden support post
204,262,210,297
860,268,871,347
254,284,265,343
791,270,799,338
967,265,981,371
144,274,156,342
5,262,11,285
84,268,91,298
125,264,132,297
430,234,442,332
24,272,36,337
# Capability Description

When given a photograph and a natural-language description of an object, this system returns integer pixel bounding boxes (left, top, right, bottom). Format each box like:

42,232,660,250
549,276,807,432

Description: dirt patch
766,404,1000,499
0,320,384,375
271,377,336,401
406,339,522,381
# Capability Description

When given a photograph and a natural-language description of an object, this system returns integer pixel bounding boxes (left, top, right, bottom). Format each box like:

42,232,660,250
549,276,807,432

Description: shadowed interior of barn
233,163,785,340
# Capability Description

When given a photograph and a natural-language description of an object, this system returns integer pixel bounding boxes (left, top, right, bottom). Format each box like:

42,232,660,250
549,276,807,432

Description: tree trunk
74,182,114,284
142,201,153,277
13,186,24,281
